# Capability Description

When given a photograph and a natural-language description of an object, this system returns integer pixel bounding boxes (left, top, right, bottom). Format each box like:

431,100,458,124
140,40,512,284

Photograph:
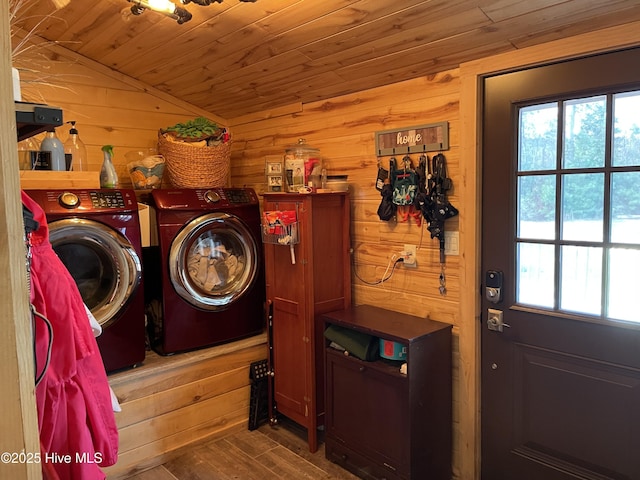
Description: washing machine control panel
204,190,221,203
89,191,126,209
57,190,126,210
24,189,137,215
58,191,80,209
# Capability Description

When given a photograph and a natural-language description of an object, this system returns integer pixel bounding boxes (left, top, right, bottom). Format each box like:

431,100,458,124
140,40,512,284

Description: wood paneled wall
227,72,467,476
228,72,461,331
17,37,225,188
19,42,470,476
12,19,640,480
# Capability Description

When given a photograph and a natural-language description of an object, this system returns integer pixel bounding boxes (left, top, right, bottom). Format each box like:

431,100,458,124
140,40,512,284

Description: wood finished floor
122,418,359,480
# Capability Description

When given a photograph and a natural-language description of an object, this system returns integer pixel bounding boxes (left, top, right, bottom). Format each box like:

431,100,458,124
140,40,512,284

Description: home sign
375,121,449,156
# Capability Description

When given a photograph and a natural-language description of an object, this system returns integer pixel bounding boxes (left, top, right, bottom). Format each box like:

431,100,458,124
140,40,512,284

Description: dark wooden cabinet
323,305,452,480
263,192,351,453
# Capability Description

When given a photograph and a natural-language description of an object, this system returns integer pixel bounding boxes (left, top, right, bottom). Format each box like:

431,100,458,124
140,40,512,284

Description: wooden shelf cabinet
322,305,452,480
263,192,351,453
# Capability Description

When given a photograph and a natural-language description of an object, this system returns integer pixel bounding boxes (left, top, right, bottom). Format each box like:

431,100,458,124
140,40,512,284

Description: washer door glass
169,212,258,310
49,218,142,328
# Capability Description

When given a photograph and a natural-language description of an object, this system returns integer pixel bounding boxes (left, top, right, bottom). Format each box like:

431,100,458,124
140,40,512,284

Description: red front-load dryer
147,188,265,355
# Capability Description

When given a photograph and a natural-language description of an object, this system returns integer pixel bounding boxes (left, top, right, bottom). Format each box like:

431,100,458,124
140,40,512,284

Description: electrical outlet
402,244,417,267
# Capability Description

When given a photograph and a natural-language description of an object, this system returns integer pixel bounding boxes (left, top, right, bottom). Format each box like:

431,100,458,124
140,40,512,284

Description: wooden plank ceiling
11,0,640,120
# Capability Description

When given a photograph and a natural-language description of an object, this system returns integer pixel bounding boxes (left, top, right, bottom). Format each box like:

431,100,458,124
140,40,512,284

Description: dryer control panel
224,189,255,204
152,188,259,211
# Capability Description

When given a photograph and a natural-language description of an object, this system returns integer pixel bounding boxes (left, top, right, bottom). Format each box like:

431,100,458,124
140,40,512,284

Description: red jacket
23,191,118,480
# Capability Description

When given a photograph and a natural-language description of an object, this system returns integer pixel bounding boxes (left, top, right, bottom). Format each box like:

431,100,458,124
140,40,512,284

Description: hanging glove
377,181,396,221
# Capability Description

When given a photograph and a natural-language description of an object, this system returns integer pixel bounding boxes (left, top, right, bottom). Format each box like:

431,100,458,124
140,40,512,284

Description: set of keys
439,268,447,296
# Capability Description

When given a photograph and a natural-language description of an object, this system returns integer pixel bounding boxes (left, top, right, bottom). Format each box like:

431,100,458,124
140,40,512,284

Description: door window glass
516,243,555,308
516,90,640,322
48,219,141,328
613,91,640,167
169,213,258,310
55,242,117,311
559,245,602,314
517,175,556,240
611,171,640,243
608,248,640,321
186,229,248,295
561,173,603,242
518,103,557,171
562,96,606,169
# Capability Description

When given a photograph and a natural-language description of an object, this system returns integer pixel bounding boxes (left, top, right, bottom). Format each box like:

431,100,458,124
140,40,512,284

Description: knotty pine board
110,341,266,403
127,1,434,85
230,68,463,477
105,336,267,479
117,387,250,453
105,409,246,479
19,171,99,189
0,13,41,480
114,367,249,430
15,1,640,119
232,101,462,330
18,36,227,189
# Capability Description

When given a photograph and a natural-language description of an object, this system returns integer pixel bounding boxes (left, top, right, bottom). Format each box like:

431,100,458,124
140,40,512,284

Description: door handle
487,308,510,332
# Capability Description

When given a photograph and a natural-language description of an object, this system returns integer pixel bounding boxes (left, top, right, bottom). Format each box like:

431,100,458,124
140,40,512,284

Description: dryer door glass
169,212,258,310
49,218,142,328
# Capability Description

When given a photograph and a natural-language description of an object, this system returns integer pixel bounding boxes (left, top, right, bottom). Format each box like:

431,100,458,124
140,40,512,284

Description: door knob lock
487,308,510,332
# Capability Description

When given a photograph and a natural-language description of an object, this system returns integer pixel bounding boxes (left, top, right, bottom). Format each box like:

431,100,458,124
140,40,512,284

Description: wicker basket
157,131,231,188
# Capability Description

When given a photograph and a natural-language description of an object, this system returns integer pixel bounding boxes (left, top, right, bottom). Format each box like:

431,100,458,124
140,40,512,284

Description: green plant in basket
164,117,229,145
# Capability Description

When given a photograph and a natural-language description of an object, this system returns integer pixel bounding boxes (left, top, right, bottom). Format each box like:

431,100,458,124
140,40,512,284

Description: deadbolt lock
485,270,503,304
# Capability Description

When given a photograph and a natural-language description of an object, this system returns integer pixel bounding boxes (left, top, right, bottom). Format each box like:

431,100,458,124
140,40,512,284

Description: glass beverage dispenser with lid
284,139,322,192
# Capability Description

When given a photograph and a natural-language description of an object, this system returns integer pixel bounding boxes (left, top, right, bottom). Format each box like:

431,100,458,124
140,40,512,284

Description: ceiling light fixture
180,0,256,5
180,0,222,5
127,0,192,24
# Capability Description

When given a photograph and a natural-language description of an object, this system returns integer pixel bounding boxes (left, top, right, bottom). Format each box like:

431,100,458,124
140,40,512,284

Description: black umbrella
422,153,458,288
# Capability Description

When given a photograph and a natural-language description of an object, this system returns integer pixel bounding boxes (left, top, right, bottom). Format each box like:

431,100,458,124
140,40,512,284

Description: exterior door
481,48,640,479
